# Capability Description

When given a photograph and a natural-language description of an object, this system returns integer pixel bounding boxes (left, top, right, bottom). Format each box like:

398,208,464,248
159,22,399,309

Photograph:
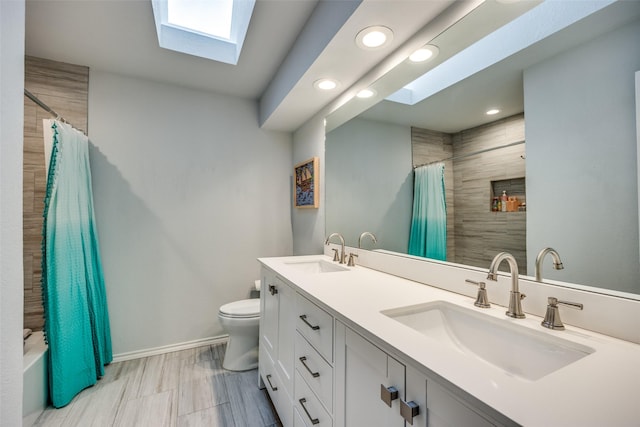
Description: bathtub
23,331,48,427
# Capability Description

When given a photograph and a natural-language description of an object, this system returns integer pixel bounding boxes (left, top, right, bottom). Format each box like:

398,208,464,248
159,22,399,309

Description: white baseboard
111,335,229,363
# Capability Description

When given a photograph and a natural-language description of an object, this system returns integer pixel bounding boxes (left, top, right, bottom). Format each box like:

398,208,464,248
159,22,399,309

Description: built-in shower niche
490,177,526,212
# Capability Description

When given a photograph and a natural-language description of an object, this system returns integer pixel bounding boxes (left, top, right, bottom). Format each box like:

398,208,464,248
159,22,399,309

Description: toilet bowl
218,298,260,371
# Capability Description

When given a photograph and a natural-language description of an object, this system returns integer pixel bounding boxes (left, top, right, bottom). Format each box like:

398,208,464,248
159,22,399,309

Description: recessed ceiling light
408,45,439,63
356,26,393,50
314,78,339,91
356,88,376,99
486,109,500,115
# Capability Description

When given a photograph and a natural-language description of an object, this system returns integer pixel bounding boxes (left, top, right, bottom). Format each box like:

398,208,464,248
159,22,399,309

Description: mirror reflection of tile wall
23,56,89,330
411,114,526,273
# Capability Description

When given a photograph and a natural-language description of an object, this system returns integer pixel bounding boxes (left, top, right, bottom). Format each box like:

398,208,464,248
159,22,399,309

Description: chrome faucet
535,247,564,282
358,231,377,249
487,252,526,318
325,232,346,264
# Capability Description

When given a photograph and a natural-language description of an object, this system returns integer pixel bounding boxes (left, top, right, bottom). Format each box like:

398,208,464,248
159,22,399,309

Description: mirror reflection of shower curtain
42,119,112,408
408,163,447,260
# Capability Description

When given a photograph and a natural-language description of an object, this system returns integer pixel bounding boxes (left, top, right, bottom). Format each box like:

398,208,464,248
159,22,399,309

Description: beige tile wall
23,56,89,330
411,114,526,273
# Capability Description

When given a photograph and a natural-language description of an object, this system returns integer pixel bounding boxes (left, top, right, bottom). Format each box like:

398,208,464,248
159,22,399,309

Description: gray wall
0,0,25,424
524,19,640,293
326,117,413,253
88,71,293,355
292,116,326,255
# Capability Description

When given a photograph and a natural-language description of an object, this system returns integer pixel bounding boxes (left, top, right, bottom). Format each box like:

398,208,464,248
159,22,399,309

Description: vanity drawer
296,294,333,362
295,331,334,414
295,369,333,427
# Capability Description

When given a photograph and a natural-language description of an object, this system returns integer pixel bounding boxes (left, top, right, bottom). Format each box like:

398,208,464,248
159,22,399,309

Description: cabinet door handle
380,384,399,407
299,314,320,330
299,356,320,378
400,399,420,425
268,284,278,295
265,374,278,391
299,398,320,425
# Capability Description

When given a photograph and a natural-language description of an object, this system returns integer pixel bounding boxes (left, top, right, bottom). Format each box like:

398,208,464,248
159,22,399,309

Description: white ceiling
25,0,318,100
24,0,454,131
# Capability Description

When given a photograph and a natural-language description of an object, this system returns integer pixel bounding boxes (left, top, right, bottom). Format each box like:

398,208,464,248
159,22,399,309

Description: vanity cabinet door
337,325,405,427
426,379,496,427
405,365,501,427
260,343,293,427
276,275,296,397
260,269,295,425
261,269,279,356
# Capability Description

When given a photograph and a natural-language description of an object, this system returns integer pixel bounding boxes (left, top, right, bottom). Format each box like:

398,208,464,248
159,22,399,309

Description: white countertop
259,255,640,427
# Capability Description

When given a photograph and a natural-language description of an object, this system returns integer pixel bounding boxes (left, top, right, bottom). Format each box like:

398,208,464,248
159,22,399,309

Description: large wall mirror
326,1,640,297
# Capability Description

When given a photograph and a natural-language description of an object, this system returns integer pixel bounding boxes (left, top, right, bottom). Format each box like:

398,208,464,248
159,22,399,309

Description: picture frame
294,156,319,208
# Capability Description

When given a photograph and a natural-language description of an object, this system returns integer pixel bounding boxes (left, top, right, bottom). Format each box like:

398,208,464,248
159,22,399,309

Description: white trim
636,70,640,263
112,335,229,363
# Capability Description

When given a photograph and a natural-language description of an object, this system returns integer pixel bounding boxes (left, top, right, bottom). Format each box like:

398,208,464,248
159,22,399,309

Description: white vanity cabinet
259,263,515,427
260,268,296,427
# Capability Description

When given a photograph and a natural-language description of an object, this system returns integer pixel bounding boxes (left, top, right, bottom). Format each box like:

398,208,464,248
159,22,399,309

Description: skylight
168,0,233,40
151,0,256,65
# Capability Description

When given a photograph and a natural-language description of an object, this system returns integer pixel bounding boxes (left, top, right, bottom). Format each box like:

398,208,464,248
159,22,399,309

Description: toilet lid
219,298,260,318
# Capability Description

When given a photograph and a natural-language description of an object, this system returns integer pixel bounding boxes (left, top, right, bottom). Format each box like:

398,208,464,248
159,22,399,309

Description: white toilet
218,298,260,371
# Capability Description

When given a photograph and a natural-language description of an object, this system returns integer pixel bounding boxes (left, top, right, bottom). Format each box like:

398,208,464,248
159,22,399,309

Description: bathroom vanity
258,253,640,427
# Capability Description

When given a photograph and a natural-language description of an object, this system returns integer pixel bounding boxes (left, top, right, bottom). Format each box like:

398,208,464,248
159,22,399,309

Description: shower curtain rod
23,89,84,133
413,140,525,169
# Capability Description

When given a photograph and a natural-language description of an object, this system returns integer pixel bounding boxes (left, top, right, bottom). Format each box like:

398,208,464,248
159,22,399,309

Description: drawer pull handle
299,398,320,425
299,356,320,378
268,284,278,295
380,384,398,407
265,374,278,391
299,314,320,331
400,399,420,425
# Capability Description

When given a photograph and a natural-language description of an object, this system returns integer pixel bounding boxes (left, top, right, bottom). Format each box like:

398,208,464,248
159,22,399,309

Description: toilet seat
219,298,260,318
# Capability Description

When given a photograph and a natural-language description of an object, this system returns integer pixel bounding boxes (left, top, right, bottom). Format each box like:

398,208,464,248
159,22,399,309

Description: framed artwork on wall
294,157,319,208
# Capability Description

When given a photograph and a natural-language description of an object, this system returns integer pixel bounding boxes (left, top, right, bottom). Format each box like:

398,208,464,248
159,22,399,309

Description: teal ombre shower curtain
408,163,447,260
42,120,112,408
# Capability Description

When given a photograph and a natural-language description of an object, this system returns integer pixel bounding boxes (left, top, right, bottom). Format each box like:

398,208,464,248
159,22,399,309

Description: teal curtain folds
408,163,447,260
42,121,112,408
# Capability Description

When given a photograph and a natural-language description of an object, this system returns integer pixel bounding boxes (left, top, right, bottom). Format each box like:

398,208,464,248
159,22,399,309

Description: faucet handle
541,297,583,330
331,248,340,262
347,253,358,267
465,279,491,308
551,297,583,310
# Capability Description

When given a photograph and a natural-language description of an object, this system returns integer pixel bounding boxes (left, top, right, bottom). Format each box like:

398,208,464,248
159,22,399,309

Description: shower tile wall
411,114,526,273
452,114,526,273
23,56,89,330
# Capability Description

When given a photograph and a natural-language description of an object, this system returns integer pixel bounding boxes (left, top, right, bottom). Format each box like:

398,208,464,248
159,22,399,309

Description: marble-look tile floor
34,343,281,427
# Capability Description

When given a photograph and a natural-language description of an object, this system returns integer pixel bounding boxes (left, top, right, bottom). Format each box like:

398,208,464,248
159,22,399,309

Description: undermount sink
382,301,594,381
284,259,349,274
